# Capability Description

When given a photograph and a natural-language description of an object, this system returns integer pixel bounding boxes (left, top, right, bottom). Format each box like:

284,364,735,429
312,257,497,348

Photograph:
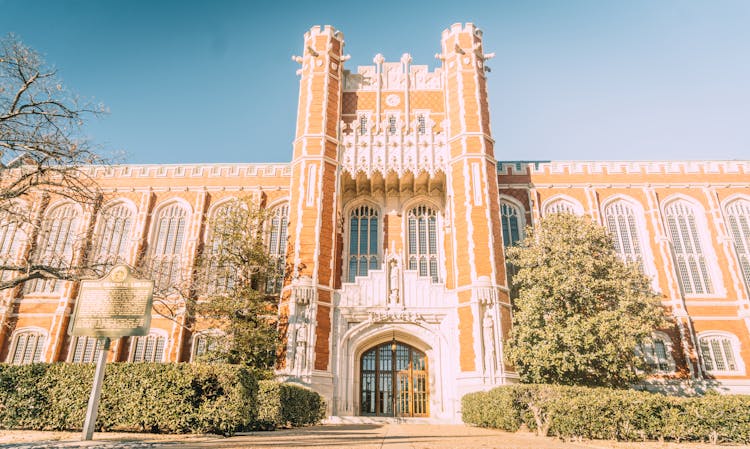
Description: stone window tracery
70,336,104,363
407,205,439,282
637,332,675,373
129,333,166,362
27,203,80,293
664,200,713,295
91,203,133,273
267,204,289,293
604,200,645,268
147,203,188,293
8,330,45,365
725,198,750,287
348,205,379,282
699,333,741,374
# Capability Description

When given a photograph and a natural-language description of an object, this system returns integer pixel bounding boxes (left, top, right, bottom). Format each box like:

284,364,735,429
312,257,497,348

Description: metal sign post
82,337,110,440
68,264,154,441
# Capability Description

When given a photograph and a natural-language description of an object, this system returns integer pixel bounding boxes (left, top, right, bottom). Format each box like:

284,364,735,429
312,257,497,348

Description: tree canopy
504,212,669,388
0,33,106,290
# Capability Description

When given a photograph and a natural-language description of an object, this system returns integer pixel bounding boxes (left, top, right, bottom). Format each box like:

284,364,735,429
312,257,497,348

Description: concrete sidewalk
0,424,743,449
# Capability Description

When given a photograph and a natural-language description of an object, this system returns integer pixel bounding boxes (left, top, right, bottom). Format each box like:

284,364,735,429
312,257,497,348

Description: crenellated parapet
343,61,443,92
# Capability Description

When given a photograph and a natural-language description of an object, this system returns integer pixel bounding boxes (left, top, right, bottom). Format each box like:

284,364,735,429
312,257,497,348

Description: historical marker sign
68,264,155,441
69,264,154,338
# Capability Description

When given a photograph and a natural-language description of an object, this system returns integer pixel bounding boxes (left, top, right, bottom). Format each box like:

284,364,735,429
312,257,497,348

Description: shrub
0,363,257,435
257,380,326,428
462,384,750,444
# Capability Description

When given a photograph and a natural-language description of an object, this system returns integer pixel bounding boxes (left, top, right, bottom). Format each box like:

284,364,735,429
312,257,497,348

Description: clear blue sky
2,0,748,163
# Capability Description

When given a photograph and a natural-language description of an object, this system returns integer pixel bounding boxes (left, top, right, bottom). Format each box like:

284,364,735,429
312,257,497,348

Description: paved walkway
0,424,745,449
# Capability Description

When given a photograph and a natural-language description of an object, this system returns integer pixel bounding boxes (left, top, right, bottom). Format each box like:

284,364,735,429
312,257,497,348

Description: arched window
407,205,439,282
544,198,580,216
348,205,379,282
204,201,242,294
27,203,80,293
664,200,713,295
266,204,289,293
191,331,222,361
69,336,104,363
699,333,741,374
91,202,133,273
359,114,368,136
726,199,750,287
604,200,644,267
637,332,675,373
500,201,523,247
8,330,45,364
147,203,188,292
129,333,166,362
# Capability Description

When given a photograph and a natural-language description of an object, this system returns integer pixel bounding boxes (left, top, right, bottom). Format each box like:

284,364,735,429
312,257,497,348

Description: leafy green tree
505,213,669,387
190,197,281,369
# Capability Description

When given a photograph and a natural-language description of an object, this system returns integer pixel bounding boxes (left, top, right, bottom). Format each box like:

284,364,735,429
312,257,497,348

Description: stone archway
359,340,429,417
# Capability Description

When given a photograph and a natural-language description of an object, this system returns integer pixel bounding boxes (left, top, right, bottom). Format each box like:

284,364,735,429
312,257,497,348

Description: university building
1,24,749,421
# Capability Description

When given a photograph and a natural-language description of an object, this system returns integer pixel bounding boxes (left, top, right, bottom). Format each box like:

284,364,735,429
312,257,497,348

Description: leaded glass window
9,331,45,365
26,203,80,293
267,204,288,293
417,114,426,135
91,203,133,273
726,199,750,288
500,202,523,247
0,212,25,282
147,203,187,292
388,116,397,135
129,333,166,362
359,115,368,136
407,205,439,282
70,336,104,363
638,333,674,373
699,334,739,373
348,205,379,282
604,201,644,267
664,201,713,295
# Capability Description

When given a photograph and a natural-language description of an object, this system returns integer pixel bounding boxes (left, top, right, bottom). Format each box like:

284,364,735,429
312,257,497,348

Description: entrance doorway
360,341,428,417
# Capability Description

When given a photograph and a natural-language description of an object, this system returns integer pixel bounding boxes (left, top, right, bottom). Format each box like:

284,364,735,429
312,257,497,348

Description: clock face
385,94,400,107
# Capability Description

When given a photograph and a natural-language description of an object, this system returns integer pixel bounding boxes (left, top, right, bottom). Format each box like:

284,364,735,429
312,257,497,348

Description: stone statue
389,258,401,305
483,311,497,375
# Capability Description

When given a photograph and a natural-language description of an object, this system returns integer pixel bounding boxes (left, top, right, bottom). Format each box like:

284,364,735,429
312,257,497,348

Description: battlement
304,24,343,40
343,57,443,91
442,22,483,39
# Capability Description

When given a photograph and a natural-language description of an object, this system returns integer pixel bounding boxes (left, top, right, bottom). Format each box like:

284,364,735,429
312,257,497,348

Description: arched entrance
360,341,428,417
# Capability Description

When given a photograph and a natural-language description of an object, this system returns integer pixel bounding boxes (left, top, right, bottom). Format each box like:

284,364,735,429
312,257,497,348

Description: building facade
1,24,749,421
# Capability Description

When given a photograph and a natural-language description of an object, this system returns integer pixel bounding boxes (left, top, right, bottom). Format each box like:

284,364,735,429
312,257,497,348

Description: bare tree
0,33,106,290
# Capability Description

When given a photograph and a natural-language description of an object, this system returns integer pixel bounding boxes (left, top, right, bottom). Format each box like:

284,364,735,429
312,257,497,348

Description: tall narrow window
8,331,45,364
604,201,644,267
348,205,379,282
27,203,80,293
129,333,166,362
0,212,25,282
726,199,750,287
70,336,104,363
699,334,740,374
267,204,289,293
205,202,242,294
359,115,368,136
664,201,713,295
500,202,523,247
147,203,188,293
407,205,440,282
91,203,133,273
500,201,524,288
417,114,426,135
388,116,397,135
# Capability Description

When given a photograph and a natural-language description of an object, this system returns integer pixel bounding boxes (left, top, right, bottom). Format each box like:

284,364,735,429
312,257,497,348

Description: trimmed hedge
0,363,324,435
257,380,326,428
462,384,750,444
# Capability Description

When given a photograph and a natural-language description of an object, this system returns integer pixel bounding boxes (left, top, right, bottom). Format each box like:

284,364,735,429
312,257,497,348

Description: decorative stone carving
482,309,498,375
367,309,424,324
343,62,443,92
473,276,497,305
388,258,401,306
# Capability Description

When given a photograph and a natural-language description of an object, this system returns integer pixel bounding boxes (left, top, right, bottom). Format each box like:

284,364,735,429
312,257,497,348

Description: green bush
257,380,325,428
462,384,750,444
0,363,257,435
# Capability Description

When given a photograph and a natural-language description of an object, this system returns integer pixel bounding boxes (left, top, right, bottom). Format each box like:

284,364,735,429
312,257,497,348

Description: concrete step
325,415,454,425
